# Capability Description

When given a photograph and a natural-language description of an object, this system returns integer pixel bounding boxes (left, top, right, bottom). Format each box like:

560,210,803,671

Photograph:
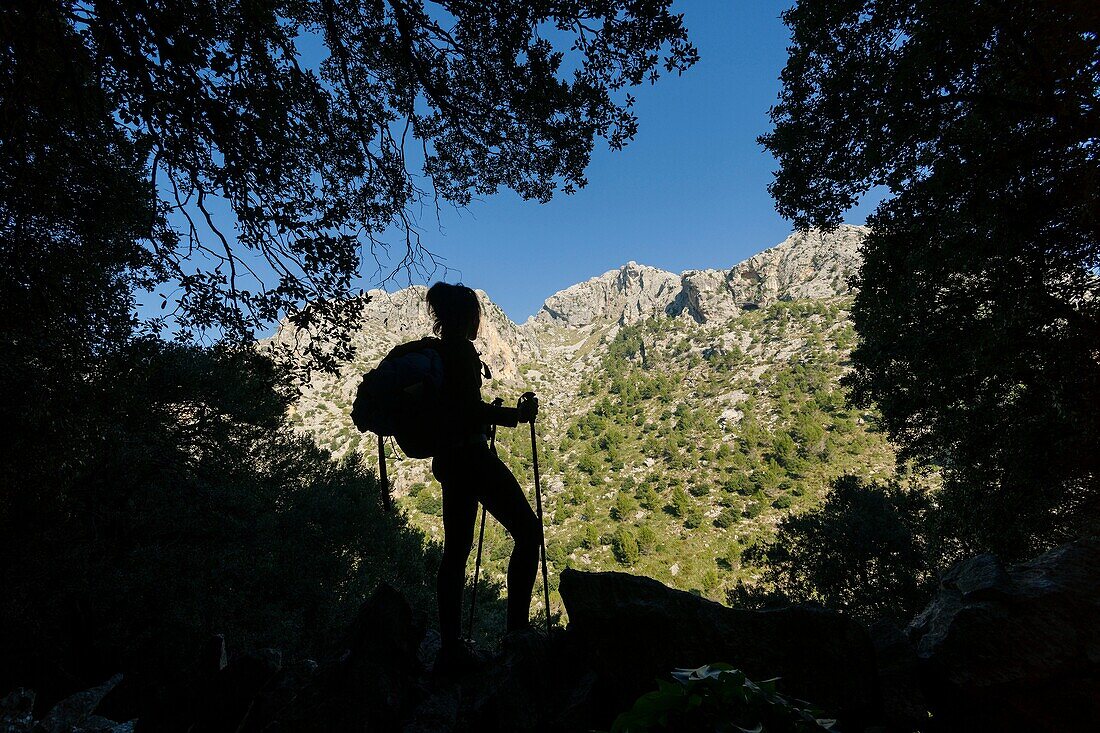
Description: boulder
558,569,880,727
466,630,596,733
293,583,426,731
908,536,1100,731
188,649,282,732
198,634,227,675
868,620,926,730
1,687,35,733
36,674,122,733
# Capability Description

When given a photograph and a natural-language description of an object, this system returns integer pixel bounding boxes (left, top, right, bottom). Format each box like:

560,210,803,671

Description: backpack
351,338,448,459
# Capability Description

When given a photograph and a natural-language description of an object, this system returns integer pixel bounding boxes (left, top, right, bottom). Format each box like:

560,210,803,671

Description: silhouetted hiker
422,282,541,675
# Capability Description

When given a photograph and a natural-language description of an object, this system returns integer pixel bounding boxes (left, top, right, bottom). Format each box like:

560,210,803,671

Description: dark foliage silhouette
740,475,935,624
1,0,693,711
0,337,440,713
5,0,696,371
762,0,1100,558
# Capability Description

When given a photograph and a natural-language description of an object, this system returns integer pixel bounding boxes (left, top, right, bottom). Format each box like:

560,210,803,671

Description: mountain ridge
286,225,869,441
284,224,892,603
529,225,866,328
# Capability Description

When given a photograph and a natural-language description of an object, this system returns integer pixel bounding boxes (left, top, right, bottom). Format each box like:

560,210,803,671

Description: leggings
432,441,541,647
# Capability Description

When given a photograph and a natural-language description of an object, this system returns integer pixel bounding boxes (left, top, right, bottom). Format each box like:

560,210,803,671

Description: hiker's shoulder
428,336,476,356
386,336,442,360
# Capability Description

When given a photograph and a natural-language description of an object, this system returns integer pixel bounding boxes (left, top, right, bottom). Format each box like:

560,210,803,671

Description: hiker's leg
478,450,541,633
436,457,478,649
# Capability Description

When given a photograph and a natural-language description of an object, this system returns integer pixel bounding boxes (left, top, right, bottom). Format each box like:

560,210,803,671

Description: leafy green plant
714,506,740,529
609,664,835,733
637,525,658,555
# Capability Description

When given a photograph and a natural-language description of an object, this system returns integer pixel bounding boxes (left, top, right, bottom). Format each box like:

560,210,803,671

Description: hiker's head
427,282,480,341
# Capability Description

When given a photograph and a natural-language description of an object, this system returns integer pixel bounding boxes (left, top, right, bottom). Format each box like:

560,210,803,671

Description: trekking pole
522,391,553,635
468,399,503,638
377,434,392,512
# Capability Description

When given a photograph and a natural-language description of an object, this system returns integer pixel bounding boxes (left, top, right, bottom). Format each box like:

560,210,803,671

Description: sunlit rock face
675,226,866,323
529,226,865,328
345,286,537,383
283,226,866,477
533,262,682,327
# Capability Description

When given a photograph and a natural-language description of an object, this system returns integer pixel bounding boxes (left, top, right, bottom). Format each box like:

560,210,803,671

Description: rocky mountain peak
347,286,537,381
674,225,866,323
533,226,866,328
285,227,866,445
533,262,682,328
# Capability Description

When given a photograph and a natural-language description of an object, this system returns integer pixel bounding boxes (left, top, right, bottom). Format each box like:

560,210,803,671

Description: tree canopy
762,0,1100,558
746,475,934,624
5,0,696,368
4,0,698,702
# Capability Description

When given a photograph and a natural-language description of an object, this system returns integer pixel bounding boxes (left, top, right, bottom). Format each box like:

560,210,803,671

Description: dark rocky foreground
3,537,1097,732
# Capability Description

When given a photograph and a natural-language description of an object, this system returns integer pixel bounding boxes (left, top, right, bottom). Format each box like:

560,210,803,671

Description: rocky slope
533,261,682,327
675,227,865,323
529,226,865,328
287,225,890,606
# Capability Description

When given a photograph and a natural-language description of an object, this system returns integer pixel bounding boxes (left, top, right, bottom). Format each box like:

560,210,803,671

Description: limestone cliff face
284,286,536,447
530,227,866,329
349,286,537,382
675,226,866,323
533,262,682,327
288,227,865,458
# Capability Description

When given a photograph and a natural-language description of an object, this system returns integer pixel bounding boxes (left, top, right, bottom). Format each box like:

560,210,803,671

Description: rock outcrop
533,262,682,327
908,536,1100,731
675,226,865,322
9,539,1100,732
0,675,132,733
559,568,881,728
531,227,865,328
295,583,426,730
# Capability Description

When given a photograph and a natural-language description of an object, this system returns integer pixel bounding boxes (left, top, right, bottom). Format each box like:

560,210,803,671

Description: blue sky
376,0,879,321
145,1,881,329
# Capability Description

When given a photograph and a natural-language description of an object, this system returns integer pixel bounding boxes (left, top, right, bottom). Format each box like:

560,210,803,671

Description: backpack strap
377,434,392,512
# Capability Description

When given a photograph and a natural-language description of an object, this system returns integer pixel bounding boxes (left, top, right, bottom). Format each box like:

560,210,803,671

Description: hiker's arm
476,400,519,427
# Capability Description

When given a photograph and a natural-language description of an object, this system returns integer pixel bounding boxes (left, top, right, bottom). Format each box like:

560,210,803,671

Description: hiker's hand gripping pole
520,391,553,635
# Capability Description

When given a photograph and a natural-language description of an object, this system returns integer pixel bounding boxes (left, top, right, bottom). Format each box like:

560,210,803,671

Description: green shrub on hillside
396,296,902,604
670,486,692,518
612,527,640,565
611,491,639,521
416,489,443,516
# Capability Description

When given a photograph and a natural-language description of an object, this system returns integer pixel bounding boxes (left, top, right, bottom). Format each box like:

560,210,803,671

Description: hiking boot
433,639,482,680
501,625,549,657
